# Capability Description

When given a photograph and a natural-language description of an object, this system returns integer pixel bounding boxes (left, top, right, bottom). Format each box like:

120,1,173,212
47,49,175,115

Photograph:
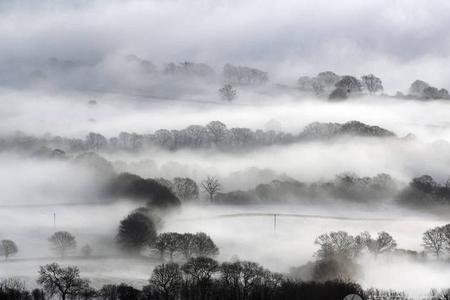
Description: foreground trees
37,263,90,300
0,260,361,300
146,257,363,300
150,263,183,300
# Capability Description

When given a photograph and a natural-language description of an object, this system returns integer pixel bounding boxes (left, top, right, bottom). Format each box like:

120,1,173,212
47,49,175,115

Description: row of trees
298,226,449,282
2,120,396,154
116,211,219,260
128,59,269,86
44,57,268,85
110,171,399,207
397,174,450,207
0,233,92,261
297,71,450,101
154,176,222,202
297,72,383,99
314,231,397,261
0,260,364,300
154,232,219,261
407,80,450,100
107,173,222,207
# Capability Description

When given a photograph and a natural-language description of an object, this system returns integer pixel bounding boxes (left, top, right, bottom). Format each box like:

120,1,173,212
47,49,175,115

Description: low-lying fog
1,93,450,296
2,90,450,142
1,1,450,298
1,200,448,296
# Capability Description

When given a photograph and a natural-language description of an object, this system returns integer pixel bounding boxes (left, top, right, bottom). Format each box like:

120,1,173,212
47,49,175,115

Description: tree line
31,56,450,103
0,120,396,154
297,71,450,101
2,223,450,299
0,260,365,300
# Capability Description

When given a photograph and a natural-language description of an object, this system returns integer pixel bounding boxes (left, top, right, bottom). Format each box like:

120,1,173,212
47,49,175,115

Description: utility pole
53,213,56,227
273,214,277,234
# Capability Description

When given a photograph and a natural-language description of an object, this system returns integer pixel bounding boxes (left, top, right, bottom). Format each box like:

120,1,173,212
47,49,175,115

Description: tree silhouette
423,227,446,259
150,263,183,300
201,176,222,202
49,232,76,257
116,212,157,255
37,263,89,300
0,240,18,260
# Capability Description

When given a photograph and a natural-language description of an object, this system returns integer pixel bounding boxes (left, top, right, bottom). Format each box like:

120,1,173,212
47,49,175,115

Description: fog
2,91,450,141
1,0,450,90
1,1,450,299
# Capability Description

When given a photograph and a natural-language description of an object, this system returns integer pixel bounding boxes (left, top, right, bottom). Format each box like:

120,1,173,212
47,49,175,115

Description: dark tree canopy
328,87,348,100
335,76,362,93
108,173,181,208
116,212,157,254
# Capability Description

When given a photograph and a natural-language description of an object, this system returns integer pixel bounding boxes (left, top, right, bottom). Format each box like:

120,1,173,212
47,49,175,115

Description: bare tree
150,262,183,300
314,231,357,259
201,176,222,202
0,240,18,260
37,263,89,300
219,84,237,102
423,227,446,259
367,232,397,256
49,232,76,257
